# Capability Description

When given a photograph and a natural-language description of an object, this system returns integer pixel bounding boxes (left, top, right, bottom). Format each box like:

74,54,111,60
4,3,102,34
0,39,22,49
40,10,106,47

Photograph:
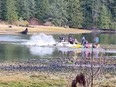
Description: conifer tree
0,0,2,19
98,3,112,29
0,0,115,29
28,0,36,18
0,0,7,20
48,0,68,26
6,0,18,22
35,0,50,21
16,0,36,20
67,0,83,28
107,0,116,21
81,0,93,29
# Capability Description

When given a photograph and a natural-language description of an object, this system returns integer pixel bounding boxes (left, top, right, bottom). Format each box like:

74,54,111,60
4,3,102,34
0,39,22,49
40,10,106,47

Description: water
0,33,115,62
24,33,56,46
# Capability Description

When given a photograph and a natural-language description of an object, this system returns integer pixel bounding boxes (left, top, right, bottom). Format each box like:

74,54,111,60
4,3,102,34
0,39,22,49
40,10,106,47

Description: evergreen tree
6,0,18,22
0,0,2,19
28,0,36,18
107,0,116,21
81,0,93,29
35,0,50,22
0,0,115,29
0,0,7,20
67,0,83,28
16,0,36,20
98,3,112,29
48,0,68,26
91,0,101,28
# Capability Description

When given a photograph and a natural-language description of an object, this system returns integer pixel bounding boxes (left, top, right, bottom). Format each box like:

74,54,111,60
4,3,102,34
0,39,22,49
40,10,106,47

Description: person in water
59,35,65,42
94,36,99,45
74,38,79,44
81,36,86,46
93,36,100,48
20,28,28,35
68,34,75,44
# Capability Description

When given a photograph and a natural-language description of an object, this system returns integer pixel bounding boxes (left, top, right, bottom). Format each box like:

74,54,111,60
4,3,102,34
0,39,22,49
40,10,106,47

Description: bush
14,20,29,27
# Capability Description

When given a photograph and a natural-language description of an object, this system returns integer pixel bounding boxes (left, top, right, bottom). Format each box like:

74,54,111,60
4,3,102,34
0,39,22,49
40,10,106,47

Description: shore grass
0,71,68,87
0,70,115,87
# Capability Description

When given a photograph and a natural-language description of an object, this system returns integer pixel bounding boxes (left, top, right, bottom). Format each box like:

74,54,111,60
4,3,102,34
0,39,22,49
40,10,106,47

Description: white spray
25,33,56,46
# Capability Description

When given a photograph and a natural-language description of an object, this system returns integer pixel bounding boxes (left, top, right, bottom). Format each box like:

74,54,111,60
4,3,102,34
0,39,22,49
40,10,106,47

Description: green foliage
15,20,29,27
0,0,2,19
105,0,116,21
47,0,68,26
81,0,93,28
0,0,116,29
16,0,36,20
35,0,50,22
98,3,112,29
68,0,83,28
0,0,7,20
112,22,116,29
6,0,18,23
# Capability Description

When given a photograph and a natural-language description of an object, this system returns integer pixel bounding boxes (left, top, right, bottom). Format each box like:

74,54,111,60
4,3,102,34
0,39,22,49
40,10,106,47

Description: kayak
72,44,84,48
55,42,82,48
56,42,100,48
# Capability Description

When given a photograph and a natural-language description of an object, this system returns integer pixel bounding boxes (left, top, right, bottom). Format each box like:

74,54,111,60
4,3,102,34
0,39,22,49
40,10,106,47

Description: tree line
0,0,116,29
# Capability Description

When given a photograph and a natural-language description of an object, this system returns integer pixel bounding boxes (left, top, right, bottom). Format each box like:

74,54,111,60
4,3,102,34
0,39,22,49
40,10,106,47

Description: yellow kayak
72,44,100,48
72,44,84,48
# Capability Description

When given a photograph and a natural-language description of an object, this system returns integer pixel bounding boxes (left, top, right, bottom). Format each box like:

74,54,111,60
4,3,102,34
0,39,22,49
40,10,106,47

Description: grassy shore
0,70,115,87
0,24,91,34
0,61,116,87
0,71,67,87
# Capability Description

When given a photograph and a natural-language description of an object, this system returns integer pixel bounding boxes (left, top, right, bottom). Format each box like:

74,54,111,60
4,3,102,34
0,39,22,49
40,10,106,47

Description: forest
0,0,116,30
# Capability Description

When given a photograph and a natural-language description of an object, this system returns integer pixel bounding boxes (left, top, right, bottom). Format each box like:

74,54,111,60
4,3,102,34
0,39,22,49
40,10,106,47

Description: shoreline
0,24,92,34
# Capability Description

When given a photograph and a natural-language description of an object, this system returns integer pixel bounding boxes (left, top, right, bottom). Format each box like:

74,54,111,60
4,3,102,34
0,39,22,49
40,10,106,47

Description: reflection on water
81,49,100,58
29,46,55,56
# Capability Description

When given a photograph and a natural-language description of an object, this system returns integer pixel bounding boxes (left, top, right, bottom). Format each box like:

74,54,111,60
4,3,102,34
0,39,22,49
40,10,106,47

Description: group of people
59,34,78,44
59,34,100,48
81,36,99,47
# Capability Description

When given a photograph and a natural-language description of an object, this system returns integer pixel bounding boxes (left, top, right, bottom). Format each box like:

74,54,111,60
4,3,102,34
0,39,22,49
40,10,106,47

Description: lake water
0,33,115,62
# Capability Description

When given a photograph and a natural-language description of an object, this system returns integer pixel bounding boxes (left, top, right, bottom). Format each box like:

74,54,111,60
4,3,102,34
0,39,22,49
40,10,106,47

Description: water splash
24,33,56,46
